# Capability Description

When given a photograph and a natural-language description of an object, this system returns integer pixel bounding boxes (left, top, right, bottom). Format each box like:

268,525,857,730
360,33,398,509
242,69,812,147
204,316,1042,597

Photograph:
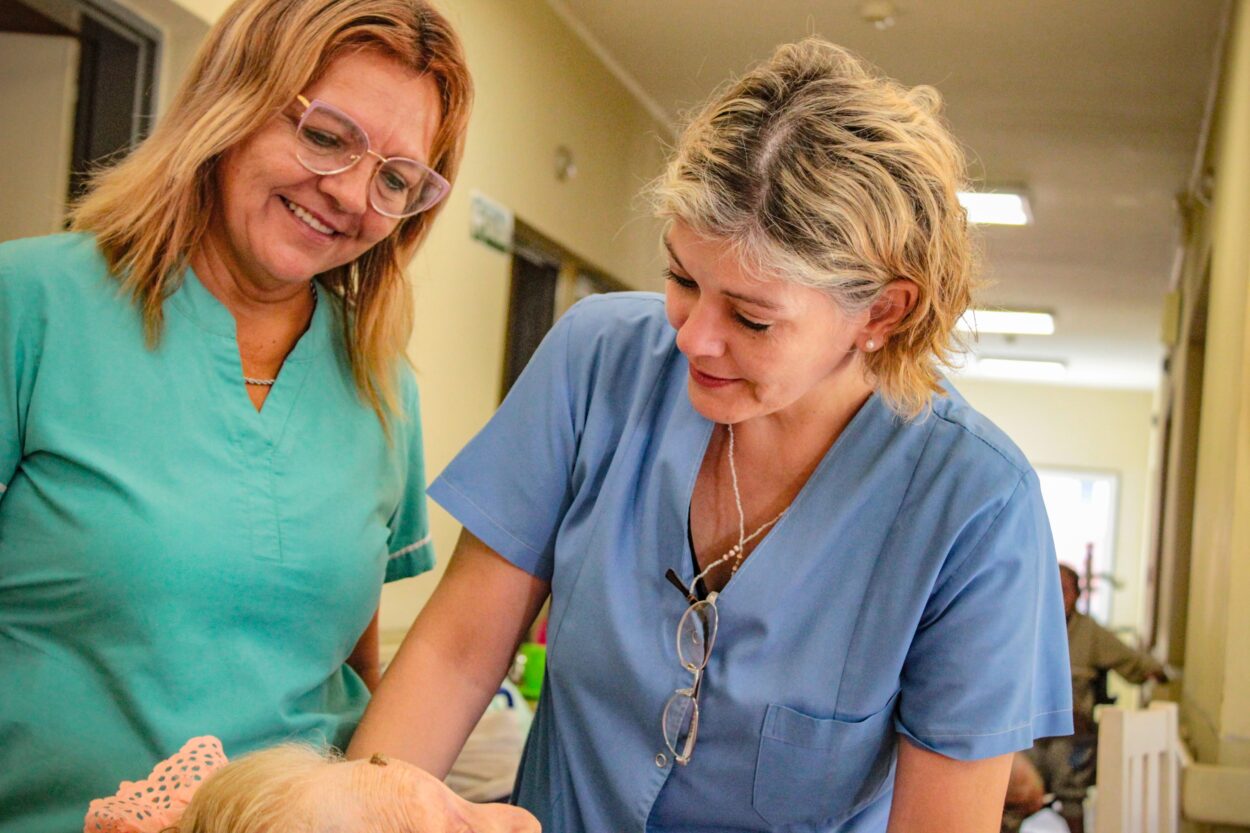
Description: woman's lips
689,366,738,388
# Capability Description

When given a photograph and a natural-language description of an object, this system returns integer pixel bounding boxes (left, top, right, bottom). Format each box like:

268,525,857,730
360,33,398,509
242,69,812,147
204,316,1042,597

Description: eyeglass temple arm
664,568,699,605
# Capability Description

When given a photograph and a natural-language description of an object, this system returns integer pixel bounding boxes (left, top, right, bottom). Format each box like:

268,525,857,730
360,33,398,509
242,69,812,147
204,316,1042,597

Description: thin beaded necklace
243,281,317,387
688,423,788,595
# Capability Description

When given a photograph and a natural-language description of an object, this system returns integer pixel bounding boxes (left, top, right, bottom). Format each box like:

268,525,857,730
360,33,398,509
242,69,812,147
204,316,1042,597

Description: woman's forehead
304,50,441,161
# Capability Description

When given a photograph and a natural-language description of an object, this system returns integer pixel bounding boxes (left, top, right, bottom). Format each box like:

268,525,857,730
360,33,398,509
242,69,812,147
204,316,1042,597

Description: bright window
1036,468,1119,623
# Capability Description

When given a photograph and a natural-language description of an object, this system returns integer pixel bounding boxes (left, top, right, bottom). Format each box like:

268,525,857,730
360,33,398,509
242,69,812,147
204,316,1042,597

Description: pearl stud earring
865,339,876,351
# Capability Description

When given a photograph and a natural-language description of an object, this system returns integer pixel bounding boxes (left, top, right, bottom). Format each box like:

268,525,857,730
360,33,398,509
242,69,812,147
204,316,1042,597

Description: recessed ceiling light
957,309,1055,335
973,357,1067,381
957,191,1031,226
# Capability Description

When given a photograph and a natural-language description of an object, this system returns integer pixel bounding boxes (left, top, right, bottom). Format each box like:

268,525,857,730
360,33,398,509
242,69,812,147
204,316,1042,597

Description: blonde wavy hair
71,0,473,426
651,38,977,419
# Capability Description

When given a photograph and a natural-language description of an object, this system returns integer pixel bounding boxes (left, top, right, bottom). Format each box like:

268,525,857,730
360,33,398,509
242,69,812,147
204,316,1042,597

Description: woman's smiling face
663,221,873,426
209,49,442,291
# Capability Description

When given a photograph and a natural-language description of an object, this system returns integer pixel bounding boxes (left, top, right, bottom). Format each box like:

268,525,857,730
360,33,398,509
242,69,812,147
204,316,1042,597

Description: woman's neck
190,234,315,328
190,234,317,411
689,380,875,588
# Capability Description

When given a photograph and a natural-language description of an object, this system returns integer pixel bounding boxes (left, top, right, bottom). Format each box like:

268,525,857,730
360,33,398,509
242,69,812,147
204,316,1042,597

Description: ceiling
546,0,1228,389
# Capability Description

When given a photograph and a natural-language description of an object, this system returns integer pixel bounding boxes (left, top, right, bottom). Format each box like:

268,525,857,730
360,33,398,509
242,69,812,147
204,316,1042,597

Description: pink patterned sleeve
84,737,228,833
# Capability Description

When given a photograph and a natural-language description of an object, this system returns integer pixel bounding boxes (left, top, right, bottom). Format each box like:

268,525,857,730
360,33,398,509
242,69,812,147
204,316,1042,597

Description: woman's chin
687,384,751,425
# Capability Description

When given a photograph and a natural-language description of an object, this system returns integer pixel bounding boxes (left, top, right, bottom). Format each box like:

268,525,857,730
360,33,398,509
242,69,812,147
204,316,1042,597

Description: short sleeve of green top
0,233,434,833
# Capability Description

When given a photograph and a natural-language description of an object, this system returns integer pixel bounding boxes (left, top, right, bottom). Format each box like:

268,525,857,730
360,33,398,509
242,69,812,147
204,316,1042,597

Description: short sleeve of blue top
0,234,433,833
429,293,1072,833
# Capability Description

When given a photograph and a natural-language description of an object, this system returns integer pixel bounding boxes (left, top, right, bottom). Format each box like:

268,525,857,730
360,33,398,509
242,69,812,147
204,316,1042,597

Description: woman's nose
674,298,727,359
316,158,375,215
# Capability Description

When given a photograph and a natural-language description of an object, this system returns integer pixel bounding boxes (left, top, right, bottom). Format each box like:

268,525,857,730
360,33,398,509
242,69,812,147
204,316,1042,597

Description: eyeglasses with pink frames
292,94,449,218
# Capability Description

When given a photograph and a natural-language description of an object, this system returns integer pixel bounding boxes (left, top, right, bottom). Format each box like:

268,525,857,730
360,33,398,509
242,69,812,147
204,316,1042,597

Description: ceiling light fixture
957,191,1032,226
973,357,1067,382
957,308,1055,335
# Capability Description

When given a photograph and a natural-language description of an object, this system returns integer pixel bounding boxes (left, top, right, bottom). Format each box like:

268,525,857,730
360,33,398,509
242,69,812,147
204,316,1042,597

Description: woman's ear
858,279,919,353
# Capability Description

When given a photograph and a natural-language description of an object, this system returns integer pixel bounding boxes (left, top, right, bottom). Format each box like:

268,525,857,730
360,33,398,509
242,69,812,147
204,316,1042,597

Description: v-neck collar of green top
169,266,331,364
168,268,332,425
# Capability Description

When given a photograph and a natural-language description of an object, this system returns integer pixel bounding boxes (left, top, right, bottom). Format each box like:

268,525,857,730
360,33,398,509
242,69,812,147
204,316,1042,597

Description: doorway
499,219,627,399
0,0,158,240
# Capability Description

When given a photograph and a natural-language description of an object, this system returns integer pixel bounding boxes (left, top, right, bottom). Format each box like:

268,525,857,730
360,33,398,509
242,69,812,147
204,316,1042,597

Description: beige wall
386,0,667,633
952,379,1156,633
0,33,78,242
1176,0,1250,793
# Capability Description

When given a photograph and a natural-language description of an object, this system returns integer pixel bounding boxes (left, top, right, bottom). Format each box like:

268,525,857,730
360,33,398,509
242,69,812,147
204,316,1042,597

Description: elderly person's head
1059,563,1081,617
167,745,536,833
72,0,472,422
652,38,974,422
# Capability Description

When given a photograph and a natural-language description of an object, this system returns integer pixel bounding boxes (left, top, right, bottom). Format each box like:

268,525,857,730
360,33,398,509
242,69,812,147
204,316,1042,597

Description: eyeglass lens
295,103,444,217
663,687,699,763
663,596,718,764
676,599,717,671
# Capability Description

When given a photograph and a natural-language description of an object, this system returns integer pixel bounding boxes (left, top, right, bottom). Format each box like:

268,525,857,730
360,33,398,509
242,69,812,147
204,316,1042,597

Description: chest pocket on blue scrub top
752,692,899,827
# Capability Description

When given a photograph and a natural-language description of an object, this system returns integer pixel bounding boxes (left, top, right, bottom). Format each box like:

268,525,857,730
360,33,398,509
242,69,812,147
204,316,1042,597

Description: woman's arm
347,528,550,776
347,609,381,691
887,738,1013,833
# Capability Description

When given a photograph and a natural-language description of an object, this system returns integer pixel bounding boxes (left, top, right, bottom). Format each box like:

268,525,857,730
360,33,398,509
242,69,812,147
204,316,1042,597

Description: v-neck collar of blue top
168,265,331,363
674,387,891,605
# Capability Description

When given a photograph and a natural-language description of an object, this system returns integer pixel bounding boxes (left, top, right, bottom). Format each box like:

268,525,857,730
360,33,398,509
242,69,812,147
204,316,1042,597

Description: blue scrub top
0,233,434,833
430,293,1072,833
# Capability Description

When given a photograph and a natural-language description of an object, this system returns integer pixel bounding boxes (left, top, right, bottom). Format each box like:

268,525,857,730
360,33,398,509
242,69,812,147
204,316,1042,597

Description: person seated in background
85,737,538,833
1002,563,1168,833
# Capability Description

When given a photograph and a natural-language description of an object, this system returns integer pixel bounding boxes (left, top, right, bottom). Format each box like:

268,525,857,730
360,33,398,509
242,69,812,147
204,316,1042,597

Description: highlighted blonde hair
71,0,473,426
651,39,977,419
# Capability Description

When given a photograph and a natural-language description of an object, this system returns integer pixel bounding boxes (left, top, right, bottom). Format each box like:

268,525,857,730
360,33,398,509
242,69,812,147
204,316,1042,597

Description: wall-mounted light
957,191,1031,225
957,308,1055,335
859,1,898,30
554,146,577,182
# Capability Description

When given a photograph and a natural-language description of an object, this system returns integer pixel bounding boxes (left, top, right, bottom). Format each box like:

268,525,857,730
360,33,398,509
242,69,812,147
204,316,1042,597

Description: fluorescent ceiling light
957,191,1031,226
957,309,1055,335
974,357,1067,382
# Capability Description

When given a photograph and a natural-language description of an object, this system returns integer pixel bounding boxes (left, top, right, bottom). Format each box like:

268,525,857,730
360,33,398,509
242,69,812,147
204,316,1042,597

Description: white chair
1094,701,1180,833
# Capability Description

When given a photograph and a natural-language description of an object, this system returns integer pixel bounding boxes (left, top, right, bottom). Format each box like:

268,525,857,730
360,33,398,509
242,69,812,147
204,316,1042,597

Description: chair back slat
1094,701,1180,833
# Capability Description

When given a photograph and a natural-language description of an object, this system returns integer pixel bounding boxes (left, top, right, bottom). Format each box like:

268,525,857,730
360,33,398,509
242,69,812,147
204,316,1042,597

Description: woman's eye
380,169,411,193
734,312,771,332
302,127,343,149
664,269,696,290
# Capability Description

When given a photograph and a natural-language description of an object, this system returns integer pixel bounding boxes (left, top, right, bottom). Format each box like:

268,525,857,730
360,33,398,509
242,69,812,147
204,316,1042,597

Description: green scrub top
0,233,434,833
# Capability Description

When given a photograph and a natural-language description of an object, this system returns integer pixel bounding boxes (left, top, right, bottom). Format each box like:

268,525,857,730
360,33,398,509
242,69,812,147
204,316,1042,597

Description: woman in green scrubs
0,1,472,830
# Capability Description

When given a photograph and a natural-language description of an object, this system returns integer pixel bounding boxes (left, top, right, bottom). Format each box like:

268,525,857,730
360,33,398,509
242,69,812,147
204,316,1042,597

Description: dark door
501,247,560,397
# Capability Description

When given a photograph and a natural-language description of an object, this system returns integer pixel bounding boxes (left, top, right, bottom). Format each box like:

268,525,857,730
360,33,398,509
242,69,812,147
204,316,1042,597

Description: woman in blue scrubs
0,1,473,830
353,39,1072,831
